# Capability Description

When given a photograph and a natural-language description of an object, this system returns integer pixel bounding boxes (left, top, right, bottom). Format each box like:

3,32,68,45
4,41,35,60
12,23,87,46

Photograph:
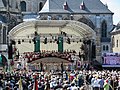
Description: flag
19,77,23,90
0,54,8,66
0,55,2,65
33,75,38,90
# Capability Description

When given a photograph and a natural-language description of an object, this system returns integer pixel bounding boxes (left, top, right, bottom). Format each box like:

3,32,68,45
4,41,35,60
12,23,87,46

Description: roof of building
23,13,38,21
116,21,120,30
111,22,120,34
39,0,113,14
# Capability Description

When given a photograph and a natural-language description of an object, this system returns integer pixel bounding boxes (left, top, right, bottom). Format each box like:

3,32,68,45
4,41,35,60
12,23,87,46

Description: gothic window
101,21,107,37
3,26,6,44
106,45,109,51
103,45,105,51
103,45,109,51
20,1,26,11
112,36,115,47
39,2,43,11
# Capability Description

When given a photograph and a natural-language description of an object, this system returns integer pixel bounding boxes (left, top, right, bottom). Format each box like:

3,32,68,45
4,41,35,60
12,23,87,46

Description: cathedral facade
0,0,114,63
0,0,22,51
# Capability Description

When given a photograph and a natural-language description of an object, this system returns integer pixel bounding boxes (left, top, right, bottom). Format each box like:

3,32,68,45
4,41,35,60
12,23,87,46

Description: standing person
77,74,84,88
69,83,78,90
92,76,100,90
99,76,104,90
103,80,113,90
18,76,23,90
86,63,90,70
17,62,22,71
63,71,68,80
33,75,38,90
0,79,3,90
69,71,75,83
103,80,109,90
118,77,120,90
83,63,86,70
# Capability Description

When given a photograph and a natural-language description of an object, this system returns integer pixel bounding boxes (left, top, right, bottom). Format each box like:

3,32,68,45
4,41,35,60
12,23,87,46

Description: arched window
116,40,118,47
101,21,107,37
20,1,26,11
39,2,43,11
106,45,109,51
112,36,115,47
103,45,105,51
3,26,7,44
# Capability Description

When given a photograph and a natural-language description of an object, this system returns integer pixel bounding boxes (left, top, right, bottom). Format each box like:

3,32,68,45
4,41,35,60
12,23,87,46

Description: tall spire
40,0,50,12
63,1,68,10
80,0,85,10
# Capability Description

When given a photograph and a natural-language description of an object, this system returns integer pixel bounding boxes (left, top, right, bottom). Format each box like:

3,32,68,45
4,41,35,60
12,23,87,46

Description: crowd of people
0,69,119,90
0,50,120,90
23,50,77,63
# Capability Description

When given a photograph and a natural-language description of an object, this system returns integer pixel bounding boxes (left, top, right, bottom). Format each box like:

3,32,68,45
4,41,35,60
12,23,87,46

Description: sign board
102,53,120,67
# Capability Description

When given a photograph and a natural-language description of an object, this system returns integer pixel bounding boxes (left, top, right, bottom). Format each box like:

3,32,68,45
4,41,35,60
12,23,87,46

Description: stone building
1,0,114,63
111,22,120,52
0,0,22,52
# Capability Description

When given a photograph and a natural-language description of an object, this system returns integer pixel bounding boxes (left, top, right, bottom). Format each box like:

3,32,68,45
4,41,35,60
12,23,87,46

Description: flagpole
19,75,23,90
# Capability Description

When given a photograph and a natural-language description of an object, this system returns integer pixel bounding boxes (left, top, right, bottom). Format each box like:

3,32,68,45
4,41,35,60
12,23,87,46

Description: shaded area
2,0,7,7
24,51,75,63
0,15,7,23
90,60,102,70
30,57,71,64
0,54,8,67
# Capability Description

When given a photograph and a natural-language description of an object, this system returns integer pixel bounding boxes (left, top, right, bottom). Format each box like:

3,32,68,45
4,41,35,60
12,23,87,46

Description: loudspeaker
8,44,13,59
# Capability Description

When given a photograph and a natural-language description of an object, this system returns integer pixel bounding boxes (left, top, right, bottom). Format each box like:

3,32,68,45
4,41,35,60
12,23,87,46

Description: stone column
96,29,101,62
95,16,102,63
